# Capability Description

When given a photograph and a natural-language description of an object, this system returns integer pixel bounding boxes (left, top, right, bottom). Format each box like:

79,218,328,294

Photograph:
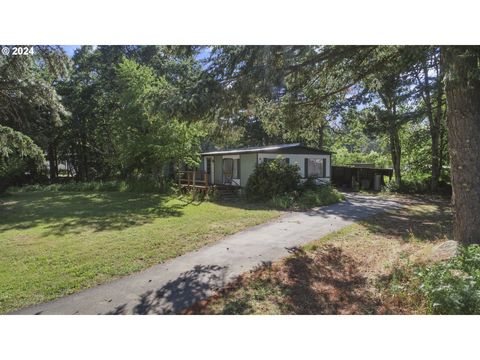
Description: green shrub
381,179,400,193
267,186,344,210
302,176,318,190
246,159,301,200
415,245,480,314
382,179,428,194
382,178,451,195
401,179,430,194
8,178,173,194
269,194,296,209
297,185,344,210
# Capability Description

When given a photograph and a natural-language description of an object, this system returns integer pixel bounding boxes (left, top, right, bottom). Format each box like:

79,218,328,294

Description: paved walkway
13,194,404,315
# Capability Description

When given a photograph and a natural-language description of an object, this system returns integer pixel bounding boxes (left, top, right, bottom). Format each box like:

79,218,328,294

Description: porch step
216,190,238,196
215,187,240,199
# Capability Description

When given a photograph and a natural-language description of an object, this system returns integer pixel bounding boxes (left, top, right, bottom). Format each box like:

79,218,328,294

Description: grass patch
0,191,280,313
189,196,453,314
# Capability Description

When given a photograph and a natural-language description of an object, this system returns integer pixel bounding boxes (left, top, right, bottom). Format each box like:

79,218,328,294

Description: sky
62,45,80,57
61,45,210,60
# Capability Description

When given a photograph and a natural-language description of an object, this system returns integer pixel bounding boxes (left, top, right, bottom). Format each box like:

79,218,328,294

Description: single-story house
196,143,332,188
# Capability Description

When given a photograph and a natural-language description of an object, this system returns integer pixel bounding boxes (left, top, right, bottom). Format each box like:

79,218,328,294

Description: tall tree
58,46,117,181
0,125,45,192
361,64,418,186
114,58,205,180
59,45,214,180
443,46,480,245
0,45,70,183
413,47,447,191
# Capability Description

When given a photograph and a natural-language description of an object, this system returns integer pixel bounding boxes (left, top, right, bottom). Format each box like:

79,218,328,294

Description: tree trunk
423,58,442,192
434,53,445,187
47,142,57,181
443,46,480,245
390,127,402,186
317,123,325,149
419,51,443,192
430,121,441,191
79,137,89,181
439,117,447,180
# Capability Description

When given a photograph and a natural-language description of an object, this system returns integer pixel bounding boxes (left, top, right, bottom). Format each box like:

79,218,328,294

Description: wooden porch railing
178,170,211,191
222,172,240,187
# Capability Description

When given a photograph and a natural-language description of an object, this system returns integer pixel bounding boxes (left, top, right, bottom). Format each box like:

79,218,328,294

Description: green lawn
0,191,280,313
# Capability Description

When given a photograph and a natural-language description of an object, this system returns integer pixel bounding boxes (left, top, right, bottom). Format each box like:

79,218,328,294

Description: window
305,158,326,178
206,158,212,174
223,158,240,180
308,159,322,177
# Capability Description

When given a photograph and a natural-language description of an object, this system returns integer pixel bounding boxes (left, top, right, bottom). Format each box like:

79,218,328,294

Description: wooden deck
178,170,240,194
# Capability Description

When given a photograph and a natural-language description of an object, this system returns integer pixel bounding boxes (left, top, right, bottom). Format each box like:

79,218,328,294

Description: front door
204,157,214,184
223,158,234,184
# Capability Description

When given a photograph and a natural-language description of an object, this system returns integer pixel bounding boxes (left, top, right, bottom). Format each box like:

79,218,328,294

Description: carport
331,164,393,191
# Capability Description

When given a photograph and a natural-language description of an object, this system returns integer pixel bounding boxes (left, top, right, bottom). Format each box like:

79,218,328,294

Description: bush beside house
245,160,300,201
246,159,344,210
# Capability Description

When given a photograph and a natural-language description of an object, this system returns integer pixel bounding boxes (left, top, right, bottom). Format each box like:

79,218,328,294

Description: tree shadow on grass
0,191,282,237
361,199,452,243
274,246,380,314
189,245,381,315
0,192,186,236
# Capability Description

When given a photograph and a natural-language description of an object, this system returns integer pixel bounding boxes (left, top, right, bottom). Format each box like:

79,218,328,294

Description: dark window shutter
236,158,241,178
285,158,290,164
322,158,326,177
304,158,308,178
222,158,225,182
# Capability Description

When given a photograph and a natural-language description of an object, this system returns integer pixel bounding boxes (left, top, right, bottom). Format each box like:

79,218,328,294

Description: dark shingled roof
201,143,332,156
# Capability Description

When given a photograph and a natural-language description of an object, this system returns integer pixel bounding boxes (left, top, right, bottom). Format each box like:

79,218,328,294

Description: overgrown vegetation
0,125,46,193
245,159,343,209
387,245,480,314
8,178,175,194
381,178,451,195
417,245,480,314
245,159,300,201
269,186,344,210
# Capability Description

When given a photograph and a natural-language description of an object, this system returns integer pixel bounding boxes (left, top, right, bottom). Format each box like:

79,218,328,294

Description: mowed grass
188,196,452,315
0,191,281,313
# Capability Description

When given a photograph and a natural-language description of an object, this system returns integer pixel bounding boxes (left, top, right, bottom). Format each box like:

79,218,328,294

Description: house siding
214,155,223,184
257,153,331,182
240,153,257,187
203,151,331,187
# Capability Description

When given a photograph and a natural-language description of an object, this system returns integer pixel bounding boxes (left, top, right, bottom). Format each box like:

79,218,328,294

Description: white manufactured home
196,143,332,188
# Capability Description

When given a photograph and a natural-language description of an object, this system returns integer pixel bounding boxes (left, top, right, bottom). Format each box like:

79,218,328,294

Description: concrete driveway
12,193,404,315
